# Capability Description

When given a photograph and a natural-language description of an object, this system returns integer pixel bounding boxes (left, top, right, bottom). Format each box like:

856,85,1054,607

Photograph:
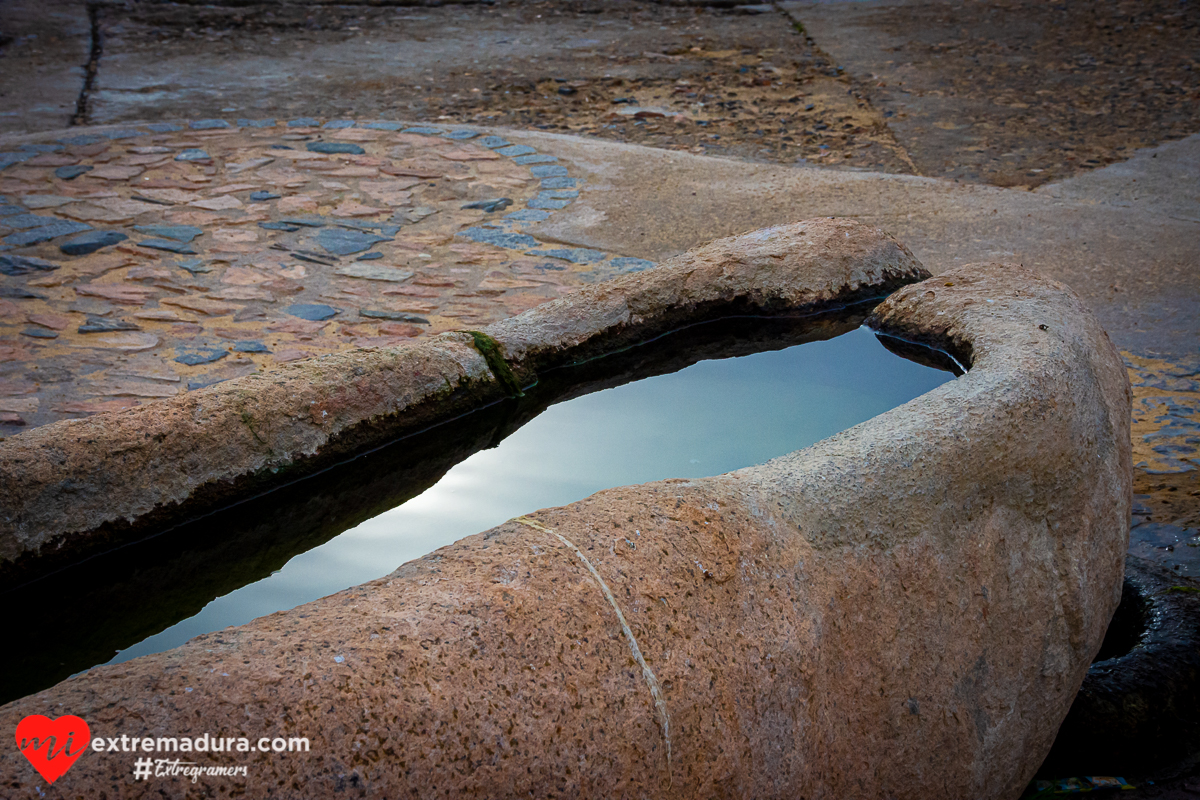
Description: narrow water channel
111,325,953,659
0,315,956,703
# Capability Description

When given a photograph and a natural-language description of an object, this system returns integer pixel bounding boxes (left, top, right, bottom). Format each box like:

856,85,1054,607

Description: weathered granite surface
0,258,1130,799
0,218,925,583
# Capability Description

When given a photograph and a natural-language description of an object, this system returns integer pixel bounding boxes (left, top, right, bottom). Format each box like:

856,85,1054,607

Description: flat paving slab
0,0,90,134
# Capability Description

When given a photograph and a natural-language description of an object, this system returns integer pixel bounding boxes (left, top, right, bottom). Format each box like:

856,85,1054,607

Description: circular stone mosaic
0,119,654,431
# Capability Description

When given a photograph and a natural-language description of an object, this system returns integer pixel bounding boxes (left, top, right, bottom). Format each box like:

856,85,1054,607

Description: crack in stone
512,515,672,772
71,3,103,126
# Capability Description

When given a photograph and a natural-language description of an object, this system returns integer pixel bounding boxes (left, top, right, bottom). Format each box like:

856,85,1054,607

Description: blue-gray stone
315,227,389,256
21,327,58,339
5,213,62,230
0,254,59,276
259,221,300,232
495,145,537,158
145,123,183,133
55,165,92,180
5,219,92,246
0,204,24,216
176,348,228,366
189,119,231,130
333,219,400,236
138,238,197,255
609,257,656,272
0,286,45,299
270,145,293,151
250,191,281,202
402,126,444,135
133,224,202,242
526,198,571,210
60,230,127,256
504,209,551,222
0,153,32,170
175,149,211,162
280,216,327,227
530,164,569,178
456,227,539,250
176,258,211,274
462,197,512,212
541,177,578,189
526,247,607,264
356,251,384,261
288,117,321,127
538,189,579,199
69,299,113,314
307,141,365,155
512,154,558,165
103,129,146,140
285,303,339,321
359,309,430,324
323,120,355,129
238,118,276,128
17,143,64,153
478,136,511,149
232,340,270,353
79,316,141,333
444,130,479,140
363,121,403,131
57,134,105,146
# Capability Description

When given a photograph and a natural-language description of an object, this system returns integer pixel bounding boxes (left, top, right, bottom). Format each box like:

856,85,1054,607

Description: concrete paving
521,128,1200,356
0,0,89,133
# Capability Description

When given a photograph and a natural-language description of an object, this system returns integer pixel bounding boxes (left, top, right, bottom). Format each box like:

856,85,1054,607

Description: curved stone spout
0,256,1128,799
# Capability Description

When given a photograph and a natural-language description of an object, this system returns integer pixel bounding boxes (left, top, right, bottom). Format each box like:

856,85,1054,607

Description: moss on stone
462,330,525,398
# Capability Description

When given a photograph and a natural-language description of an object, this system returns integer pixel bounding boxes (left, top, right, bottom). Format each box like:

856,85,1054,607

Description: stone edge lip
0,260,1132,800
0,218,925,581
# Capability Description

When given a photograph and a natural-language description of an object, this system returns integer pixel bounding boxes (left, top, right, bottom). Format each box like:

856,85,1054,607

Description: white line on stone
512,515,672,769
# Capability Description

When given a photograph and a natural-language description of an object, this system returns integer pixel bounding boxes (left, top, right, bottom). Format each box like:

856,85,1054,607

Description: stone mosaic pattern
0,120,656,432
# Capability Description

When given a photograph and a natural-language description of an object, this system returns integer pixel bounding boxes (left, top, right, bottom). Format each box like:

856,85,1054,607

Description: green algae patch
461,330,525,398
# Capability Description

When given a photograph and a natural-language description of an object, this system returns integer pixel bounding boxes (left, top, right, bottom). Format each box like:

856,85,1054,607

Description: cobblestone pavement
0,118,652,432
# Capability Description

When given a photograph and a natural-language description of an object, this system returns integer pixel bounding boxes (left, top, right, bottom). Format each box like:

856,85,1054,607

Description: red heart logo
15,715,90,784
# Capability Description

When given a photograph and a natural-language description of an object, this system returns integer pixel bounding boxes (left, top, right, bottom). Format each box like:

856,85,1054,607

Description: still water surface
109,325,954,664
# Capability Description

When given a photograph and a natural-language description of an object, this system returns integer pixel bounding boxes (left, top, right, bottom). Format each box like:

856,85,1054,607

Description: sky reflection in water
111,326,953,663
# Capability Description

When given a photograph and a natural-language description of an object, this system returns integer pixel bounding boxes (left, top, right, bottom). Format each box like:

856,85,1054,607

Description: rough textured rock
1039,556,1200,780
0,218,925,583
0,338,497,582
0,261,1130,799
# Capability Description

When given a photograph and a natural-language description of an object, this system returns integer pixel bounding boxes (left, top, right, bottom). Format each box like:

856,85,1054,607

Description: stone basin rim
0,250,1132,799
0,218,930,584
0,301,910,598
